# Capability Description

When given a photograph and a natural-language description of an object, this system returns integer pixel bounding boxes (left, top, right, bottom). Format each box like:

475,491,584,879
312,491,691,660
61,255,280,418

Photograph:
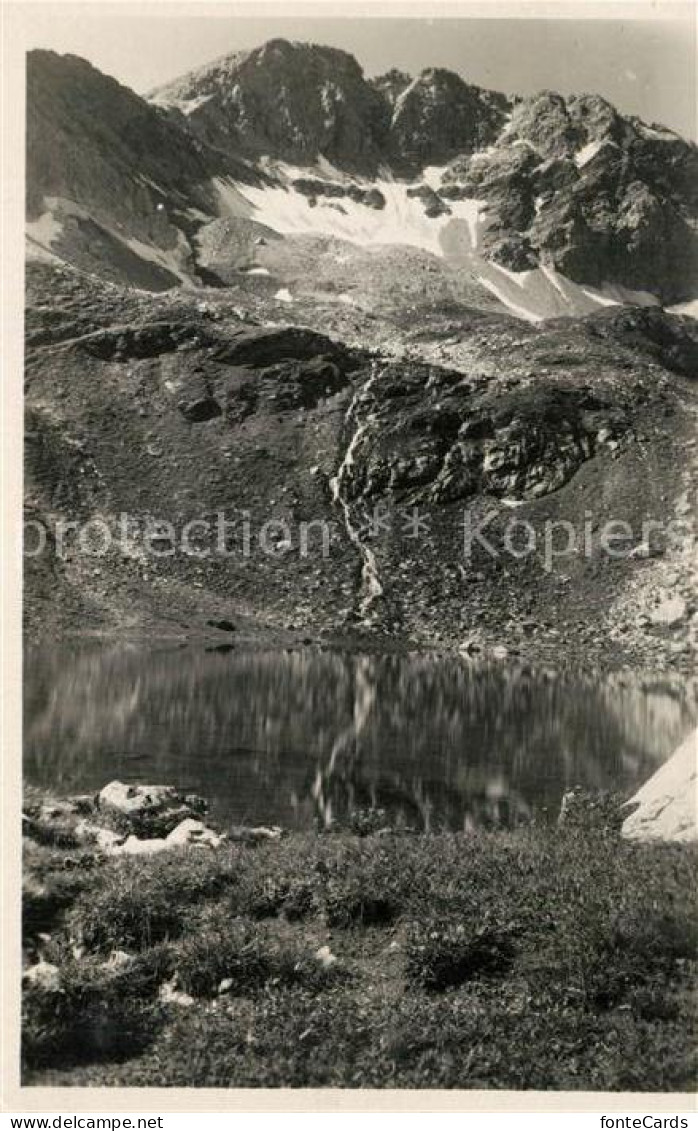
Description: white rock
106,818,223,855
622,728,697,843
24,960,61,992
108,834,170,856
166,818,223,848
105,950,133,969
158,977,195,1007
314,945,337,968
675,494,693,516
98,781,179,818
74,819,125,850
651,595,688,627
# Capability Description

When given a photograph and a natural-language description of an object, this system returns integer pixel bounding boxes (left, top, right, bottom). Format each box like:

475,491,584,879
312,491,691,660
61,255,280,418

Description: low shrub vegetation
21,800,698,1089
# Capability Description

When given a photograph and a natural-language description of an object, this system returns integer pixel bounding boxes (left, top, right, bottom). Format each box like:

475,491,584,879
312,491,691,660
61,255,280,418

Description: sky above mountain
14,4,696,139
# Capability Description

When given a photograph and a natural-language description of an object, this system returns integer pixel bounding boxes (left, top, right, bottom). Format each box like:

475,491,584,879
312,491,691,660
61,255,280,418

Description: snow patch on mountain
215,167,486,257
474,262,659,324
208,164,666,322
214,170,477,255
574,139,608,167
25,196,195,286
150,92,214,115
668,299,698,320
26,210,64,249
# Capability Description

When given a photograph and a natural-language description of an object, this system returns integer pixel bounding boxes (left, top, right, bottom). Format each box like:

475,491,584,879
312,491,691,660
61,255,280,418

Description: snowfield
213,169,486,258
25,164,673,323
211,164,663,322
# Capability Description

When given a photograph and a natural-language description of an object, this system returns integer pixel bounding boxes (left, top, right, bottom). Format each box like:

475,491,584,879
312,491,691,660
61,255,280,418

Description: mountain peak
149,36,387,172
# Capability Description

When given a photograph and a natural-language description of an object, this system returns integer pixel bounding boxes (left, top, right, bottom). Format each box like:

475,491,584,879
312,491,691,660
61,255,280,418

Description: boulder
651,595,688,627
177,396,222,423
622,729,697,842
229,824,284,844
97,781,207,837
105,816,223,855
74,818,125,850
166,818,224,848
108,834,171,856
23,960,61,992
315,945,338,968
105,950,133,969
159,977,195,1007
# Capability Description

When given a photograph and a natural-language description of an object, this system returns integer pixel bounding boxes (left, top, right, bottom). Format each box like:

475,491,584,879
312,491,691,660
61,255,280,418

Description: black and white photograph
4,0,698,1106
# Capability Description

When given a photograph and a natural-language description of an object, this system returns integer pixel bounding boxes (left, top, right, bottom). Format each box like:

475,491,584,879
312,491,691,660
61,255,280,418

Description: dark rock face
387,68,509,172
580,307,698,378
440,90,698,301
447,145,539,236
209,324,358,370
406,184,451,218
151,44,510,177
178,396,222,423
333,361,627,507
487,235,537,272
26,50,238,249
78,322,210,361
150,38,390,174
292,178,386,210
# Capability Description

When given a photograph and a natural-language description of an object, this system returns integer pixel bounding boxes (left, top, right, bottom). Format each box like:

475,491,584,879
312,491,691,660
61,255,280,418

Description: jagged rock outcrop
370,69,412,109
575,306,698,377
150,44,510,176
387,68,509,172
292,177,386,209
329,360,629,506
440,90,698,302
150,38,390,173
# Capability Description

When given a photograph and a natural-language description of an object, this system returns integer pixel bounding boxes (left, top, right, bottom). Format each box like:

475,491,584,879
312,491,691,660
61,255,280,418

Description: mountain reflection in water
23,646,697,832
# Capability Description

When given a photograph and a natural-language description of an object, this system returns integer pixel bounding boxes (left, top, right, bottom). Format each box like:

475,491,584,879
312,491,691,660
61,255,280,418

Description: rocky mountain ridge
26,41,698,313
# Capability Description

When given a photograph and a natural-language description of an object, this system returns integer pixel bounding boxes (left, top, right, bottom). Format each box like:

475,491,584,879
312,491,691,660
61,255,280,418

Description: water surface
24,646,697,831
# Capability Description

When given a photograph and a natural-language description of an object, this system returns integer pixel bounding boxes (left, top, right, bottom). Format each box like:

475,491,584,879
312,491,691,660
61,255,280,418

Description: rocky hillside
24,260,698,669
26,42,698,311
26,50,260,288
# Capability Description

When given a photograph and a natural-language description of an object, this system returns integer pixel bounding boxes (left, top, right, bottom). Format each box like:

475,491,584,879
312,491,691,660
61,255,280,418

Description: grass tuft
20,796,698,1090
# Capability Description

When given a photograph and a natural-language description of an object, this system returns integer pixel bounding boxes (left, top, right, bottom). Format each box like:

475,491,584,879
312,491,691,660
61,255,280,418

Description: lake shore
22,783,697,1090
